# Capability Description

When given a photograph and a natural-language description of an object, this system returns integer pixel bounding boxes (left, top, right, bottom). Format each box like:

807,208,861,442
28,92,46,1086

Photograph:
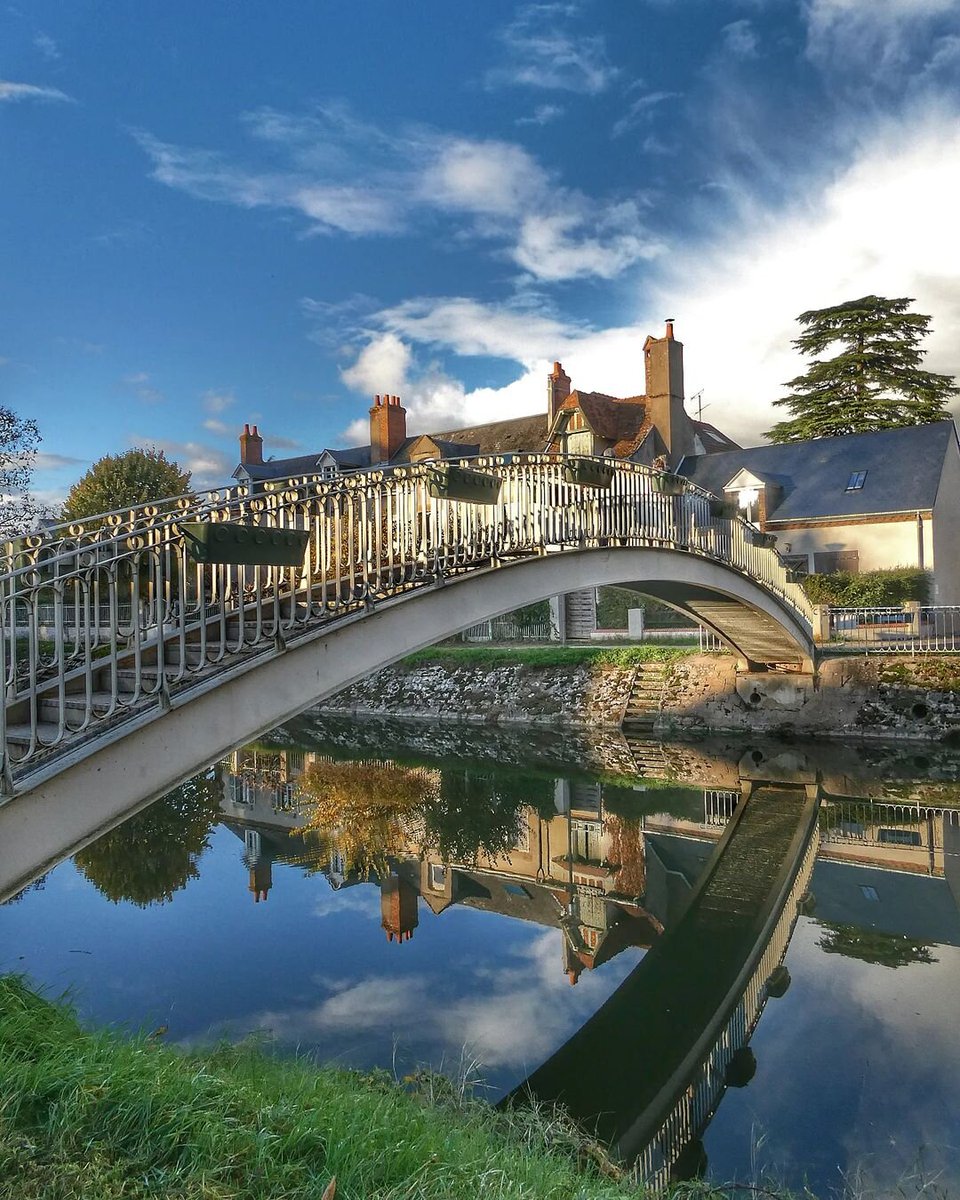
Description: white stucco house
677,420,960,604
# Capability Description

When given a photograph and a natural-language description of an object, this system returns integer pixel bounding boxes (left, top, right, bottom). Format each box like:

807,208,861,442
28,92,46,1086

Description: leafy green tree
0,406,43,538
74,768,222,906
61,447,192,523
766,296,958,443
421,768,554,864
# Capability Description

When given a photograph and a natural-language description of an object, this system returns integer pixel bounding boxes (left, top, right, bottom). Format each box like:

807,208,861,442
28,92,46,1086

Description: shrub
802,567,931,607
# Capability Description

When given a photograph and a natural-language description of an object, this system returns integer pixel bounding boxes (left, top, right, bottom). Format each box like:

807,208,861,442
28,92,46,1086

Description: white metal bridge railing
0,455,813,792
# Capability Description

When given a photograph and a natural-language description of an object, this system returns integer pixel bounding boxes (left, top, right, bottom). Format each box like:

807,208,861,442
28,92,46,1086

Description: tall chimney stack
547,362,572,432
369,393,407,463
239,423,264,466
643,320,691,464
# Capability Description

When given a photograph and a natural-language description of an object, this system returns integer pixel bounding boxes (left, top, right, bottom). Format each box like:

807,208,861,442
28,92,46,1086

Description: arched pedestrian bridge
1,455,813,813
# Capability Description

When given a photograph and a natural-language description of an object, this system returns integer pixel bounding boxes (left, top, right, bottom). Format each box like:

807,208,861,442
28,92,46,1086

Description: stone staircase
621,663,668,733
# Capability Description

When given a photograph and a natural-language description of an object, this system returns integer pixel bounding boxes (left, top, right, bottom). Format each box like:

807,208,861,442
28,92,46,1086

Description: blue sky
3,0,960,505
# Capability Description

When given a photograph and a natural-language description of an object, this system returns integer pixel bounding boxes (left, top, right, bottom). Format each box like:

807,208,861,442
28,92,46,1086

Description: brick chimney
369,394,407,464
239,423,263,466
381,873,419,944
643,319,693,464
547,362,572,432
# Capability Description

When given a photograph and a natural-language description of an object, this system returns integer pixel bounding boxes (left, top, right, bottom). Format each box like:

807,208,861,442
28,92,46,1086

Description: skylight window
845,470,867,491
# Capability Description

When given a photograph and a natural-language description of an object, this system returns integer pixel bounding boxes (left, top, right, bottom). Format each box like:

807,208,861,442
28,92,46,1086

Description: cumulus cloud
0,80,72,103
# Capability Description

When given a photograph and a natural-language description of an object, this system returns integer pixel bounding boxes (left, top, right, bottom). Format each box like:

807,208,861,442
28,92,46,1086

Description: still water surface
3,716,959,1193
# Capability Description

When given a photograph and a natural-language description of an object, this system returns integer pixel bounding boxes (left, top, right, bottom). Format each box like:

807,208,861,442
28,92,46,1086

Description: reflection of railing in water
635,818,820,1189
703,789,740,826
819,799,960,872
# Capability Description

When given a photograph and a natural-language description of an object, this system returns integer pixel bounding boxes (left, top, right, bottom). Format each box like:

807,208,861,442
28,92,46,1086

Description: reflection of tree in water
421,768,554,865
816,920,938,968
0,875,48,905
74,769,222,907
296,761,438,880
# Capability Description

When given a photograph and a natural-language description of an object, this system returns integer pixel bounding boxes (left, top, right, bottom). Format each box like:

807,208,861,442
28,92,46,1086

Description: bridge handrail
1,455,813,788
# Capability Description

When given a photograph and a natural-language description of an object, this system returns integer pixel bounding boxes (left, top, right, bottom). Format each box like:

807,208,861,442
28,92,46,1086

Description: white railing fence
826,605,960,652
1,455,812,789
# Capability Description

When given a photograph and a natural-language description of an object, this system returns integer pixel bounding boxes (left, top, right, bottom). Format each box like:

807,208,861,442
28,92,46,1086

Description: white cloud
611,90,681,139
376,296,582,362
0,80,72,103
127,435,232,489
202,418,231,435
202,389,234,415
136,112,655,283
487,4,619,94
120,372,164,405
516,103,565,127
34,33,60,61
32,451,84,470
340,332,413,399
336,106,960,448
722,19,759,59
804,0,959,76
419,139,546,219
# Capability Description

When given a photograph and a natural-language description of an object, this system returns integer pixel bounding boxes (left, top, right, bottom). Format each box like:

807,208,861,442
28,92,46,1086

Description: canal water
3,715,959,1195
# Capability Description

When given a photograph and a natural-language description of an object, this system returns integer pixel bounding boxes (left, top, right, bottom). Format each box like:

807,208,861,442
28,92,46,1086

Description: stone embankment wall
322,654,960,743
323,659,636,729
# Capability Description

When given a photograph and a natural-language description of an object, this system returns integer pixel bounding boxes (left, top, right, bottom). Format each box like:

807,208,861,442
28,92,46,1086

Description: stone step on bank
320,654,960,743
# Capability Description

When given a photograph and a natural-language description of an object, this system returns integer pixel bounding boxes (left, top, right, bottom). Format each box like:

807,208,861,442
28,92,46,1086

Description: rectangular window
845,470,867,491
878,828,923,846
814,549,860,575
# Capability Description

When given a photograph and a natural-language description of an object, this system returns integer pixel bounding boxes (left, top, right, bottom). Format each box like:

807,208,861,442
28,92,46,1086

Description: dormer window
845,470,867,491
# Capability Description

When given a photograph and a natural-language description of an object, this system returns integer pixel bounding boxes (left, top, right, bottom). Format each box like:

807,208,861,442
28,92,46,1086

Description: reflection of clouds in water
222,927,641,1079
312,886,379,921
827,940,960,1189
716,920,960,1192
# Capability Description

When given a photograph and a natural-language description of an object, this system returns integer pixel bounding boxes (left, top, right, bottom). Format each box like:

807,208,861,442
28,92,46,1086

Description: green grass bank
403,644,700,668
0,975,652,1200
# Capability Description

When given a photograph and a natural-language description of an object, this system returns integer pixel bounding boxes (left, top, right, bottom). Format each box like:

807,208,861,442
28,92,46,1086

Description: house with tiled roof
233,322,736,488
677,420,960,603
543,322,738,465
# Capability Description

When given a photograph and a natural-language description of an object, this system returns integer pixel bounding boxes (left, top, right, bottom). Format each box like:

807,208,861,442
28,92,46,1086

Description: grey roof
676,421,957,521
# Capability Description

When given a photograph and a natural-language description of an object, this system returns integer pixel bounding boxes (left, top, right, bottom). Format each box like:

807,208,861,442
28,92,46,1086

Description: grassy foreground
0,975,640,1200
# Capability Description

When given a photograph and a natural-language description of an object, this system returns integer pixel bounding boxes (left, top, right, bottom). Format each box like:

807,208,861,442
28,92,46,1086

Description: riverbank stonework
321,654,960,743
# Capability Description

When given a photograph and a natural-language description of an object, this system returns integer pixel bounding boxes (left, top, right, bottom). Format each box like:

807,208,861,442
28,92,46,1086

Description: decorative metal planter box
181,522,309,566
426,464,502,505
651,472,685,496
562,457,615,489
708,498,738,519
745,528,777,549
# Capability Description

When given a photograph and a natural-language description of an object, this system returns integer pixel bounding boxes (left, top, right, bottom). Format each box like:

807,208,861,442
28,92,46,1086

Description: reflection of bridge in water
505,782,820,1187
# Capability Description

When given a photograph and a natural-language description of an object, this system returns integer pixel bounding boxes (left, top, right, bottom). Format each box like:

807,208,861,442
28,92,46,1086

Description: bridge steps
621,664,668,731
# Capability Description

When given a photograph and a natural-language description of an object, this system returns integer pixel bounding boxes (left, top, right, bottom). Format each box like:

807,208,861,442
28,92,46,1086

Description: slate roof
432,412,548,455
676,421,957,521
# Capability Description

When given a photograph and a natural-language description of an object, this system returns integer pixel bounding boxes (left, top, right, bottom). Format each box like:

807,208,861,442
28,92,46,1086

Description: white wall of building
931,431,960,604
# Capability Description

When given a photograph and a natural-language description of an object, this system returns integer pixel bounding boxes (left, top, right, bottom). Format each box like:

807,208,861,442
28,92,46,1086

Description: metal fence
827,605,960,652
460,618,554,642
